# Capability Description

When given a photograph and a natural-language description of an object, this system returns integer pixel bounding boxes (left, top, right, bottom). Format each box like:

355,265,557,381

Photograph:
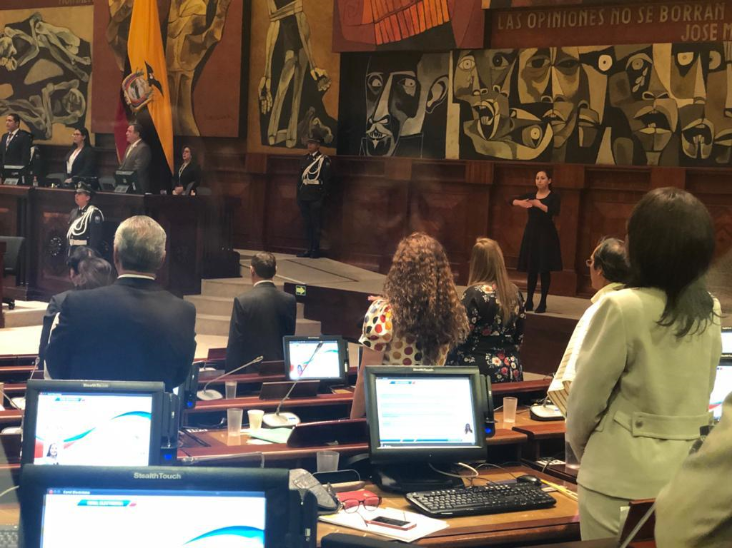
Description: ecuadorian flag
115,0,174,190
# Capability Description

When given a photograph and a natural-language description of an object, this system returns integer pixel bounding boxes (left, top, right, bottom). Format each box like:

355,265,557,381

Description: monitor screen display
33,391,154,466
722,328,732,357
40,488,266,548
286,338,343,381
710,365,732,420
373,376,479,450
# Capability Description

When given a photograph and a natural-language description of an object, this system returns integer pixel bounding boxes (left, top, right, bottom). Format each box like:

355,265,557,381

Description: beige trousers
578,485,632,540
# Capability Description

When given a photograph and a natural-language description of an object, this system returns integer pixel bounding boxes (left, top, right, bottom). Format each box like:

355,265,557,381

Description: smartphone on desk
365,515,416,530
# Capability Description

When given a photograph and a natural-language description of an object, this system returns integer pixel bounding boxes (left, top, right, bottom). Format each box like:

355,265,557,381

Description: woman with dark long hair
511,169,562,313
63,127,95,184
350,233,469,418
447,238,525,383
566,187,721,540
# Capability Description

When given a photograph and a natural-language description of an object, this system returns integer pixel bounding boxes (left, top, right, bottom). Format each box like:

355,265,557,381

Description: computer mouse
516,474,542,486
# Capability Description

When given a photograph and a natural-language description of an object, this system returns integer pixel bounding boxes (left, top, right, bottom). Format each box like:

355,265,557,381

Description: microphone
262,342,324,428
196,356,264,401
262,380,302,428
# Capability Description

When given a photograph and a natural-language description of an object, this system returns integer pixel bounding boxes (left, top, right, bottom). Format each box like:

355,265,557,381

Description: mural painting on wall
482,0,621,8
93,0,243,137
258,0,337,149
448,42,732,166
0,3,93,145
333,0,484,52
337,52,449,158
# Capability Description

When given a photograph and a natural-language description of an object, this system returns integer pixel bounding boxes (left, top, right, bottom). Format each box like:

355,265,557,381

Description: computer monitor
19,465,316,548
284,335,347,384
113,169,139,193
710,364,732,421
722,327,732,361
364,366,488,492
2,164,26,185
21,380,165,467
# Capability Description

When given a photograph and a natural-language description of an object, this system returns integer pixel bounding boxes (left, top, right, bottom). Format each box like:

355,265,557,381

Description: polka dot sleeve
358,298,393,353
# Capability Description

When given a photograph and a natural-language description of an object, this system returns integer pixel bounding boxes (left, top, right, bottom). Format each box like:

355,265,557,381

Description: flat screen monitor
2,164,26,185
284,335,347,384
710,364,732,421
365,366,487,465
19,465,315,548
21,380,165,467
114,169,138,193
722,327,732,360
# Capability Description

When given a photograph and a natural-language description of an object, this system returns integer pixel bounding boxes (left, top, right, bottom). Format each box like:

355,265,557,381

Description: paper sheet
319,506,448,543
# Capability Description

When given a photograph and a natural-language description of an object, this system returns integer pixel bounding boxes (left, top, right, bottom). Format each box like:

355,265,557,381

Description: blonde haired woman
350,233,470,418
447,238,525,383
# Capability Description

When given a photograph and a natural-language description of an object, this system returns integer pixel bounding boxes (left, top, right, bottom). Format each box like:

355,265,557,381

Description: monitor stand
372,463,462,494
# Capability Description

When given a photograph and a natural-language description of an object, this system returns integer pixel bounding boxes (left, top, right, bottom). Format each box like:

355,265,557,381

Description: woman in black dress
172,145,202,195
63,127,95,185
447,238,525,383
511,169,562,313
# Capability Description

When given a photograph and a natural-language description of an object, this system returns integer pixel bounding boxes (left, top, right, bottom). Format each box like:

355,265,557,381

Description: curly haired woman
350,233,470,418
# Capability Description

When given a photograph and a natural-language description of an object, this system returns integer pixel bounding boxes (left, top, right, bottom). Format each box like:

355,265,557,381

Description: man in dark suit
118,123,151,194
225,252,296,372
46,215,196,391
1,113,32,177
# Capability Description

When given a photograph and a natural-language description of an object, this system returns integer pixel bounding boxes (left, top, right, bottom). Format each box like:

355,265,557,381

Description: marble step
200,278,284,299
195,314,320,337
185,294,304,319
2,301,47,328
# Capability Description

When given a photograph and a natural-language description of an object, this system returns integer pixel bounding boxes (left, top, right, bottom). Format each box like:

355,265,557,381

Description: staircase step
200,278,285,298
2,301,47,328
184,295,234,317
195,314,318,337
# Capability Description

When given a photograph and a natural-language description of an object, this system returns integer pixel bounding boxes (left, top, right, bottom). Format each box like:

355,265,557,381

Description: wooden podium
0,186,239,299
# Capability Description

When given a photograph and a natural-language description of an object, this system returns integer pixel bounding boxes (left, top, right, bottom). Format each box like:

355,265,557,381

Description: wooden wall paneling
650,167,685,190
264,156,309,254
408,160,491,283
0,187,30,300
551,164,584,295
575,167,651,294
338,158,409,273
686,169,732,310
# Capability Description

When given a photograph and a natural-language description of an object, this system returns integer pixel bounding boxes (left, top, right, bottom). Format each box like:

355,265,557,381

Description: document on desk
319,507,448,542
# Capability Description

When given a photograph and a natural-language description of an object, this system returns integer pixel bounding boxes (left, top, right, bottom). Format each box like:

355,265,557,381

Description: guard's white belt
69,239,88,245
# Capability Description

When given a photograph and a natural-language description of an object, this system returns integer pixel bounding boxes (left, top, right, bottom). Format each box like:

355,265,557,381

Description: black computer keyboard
0,525,18,548
406,483,557,517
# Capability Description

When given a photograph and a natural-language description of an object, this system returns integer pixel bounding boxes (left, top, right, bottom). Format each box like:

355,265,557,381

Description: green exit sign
295,285,306,296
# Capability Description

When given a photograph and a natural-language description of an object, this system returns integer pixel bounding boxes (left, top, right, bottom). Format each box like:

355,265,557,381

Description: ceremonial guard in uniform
67,182,104,256
297,134,331,258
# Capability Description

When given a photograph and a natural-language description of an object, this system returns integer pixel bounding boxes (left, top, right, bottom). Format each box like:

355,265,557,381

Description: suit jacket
225,281,297,372
654,392,732,547
174,162,201,194
38,290,71,369
1,129,32,167
566,288,721,500
119,140,151,194
65,146,95,178
46,277,196,391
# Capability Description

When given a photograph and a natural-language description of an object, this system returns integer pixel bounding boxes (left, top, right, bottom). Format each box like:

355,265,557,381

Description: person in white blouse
63,127,95,184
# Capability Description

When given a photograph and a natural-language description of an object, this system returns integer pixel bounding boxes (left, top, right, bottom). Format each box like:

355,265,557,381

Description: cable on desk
0,486,18,501
428,462,481,487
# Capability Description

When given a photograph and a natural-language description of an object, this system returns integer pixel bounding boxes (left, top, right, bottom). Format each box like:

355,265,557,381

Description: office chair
0,236,24,310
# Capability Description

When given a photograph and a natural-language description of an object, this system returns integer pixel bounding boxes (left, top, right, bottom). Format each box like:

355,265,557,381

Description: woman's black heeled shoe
525,301,534,312
535,303,547,313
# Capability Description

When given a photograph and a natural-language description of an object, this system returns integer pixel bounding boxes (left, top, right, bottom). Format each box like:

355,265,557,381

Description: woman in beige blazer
566,187,722,540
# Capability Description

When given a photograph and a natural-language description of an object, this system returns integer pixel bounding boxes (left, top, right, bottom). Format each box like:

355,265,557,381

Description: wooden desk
532,541,655,548
512,414,566,463
317,467,580,547
178,419,530,467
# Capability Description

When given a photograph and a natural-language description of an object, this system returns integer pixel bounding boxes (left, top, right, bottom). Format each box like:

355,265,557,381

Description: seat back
0,236,24,275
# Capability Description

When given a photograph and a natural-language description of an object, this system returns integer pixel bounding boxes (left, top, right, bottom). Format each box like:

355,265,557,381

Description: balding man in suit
119,123,151,194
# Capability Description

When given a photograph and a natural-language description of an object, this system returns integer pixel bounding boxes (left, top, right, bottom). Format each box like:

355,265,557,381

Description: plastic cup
565,440,580,470
225,380,237,399
248,409,264,431
227,408,243,436
316,450,340,472
503,397,518,425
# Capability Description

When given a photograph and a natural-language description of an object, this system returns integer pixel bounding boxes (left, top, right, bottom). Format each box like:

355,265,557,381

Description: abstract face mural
453,49,550,160
357,52,448,157
608,44,679,166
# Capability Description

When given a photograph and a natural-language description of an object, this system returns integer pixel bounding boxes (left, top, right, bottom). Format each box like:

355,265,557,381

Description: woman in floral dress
447,238,525,383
